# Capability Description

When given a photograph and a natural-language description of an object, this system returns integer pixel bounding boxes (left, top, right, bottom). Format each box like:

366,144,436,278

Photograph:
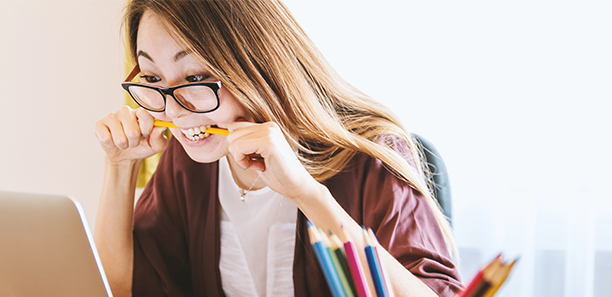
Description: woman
94,1,462,296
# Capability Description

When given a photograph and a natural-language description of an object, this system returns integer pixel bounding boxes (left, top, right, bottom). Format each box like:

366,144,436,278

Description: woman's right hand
94,106,169,164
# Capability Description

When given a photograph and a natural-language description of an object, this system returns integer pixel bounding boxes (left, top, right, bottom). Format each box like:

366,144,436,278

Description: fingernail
142,134,149,138
241,166,246,170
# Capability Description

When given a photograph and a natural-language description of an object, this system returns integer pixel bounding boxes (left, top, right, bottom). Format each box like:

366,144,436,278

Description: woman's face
136,10,249,163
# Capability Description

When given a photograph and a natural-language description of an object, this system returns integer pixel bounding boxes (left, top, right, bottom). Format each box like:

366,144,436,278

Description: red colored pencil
456,255,503,297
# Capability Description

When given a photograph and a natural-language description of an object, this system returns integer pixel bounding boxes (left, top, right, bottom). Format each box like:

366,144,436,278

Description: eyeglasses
121,65,221,113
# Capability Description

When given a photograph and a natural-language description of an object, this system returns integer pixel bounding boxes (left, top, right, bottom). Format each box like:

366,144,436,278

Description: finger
120,113,143,149
246,155,266,172
227,118,256,137
94,120,116,149
233,153,266,172
107,119,130,150
97,111,130,150
148,126,169,153
135,108,155,137
109,106,141,149
229,135,270,171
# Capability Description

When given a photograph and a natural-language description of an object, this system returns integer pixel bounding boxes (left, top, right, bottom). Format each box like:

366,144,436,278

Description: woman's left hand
226,121,320,202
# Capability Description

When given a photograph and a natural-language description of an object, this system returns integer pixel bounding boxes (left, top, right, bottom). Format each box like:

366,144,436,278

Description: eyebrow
136,50,188,63
174,50,188,61
136,50,154,62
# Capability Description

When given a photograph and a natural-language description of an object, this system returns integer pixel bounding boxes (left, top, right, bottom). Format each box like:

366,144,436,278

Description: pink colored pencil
343,240,372,297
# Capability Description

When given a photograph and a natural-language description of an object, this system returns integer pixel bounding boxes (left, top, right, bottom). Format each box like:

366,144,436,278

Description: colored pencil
367,229,395,297
343,240,373,297
481,259,518,297
456,254,503,297
308,222,346,297
329,233,357,297
319,229,355,297
466,257,502,297
363,228,388,297
153,120,229,136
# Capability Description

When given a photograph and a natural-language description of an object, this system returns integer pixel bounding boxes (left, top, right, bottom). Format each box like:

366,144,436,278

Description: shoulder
322,135,420,224
325,136,463,295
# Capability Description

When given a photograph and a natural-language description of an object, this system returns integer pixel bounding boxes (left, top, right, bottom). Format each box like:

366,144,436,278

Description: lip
174,124,225,130
175,128,216,147
174,124,210,130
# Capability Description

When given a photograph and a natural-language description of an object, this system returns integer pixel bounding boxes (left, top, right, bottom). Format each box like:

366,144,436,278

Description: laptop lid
0,191,113,297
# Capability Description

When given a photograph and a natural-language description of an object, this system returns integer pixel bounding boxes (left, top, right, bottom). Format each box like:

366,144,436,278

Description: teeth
181,125,212,141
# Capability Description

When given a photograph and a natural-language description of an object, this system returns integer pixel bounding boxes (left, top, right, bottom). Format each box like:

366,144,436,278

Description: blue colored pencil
308,221,347,297
363,228,389,297
367,228,394,297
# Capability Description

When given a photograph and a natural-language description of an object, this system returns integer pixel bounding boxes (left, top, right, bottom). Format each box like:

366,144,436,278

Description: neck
225,154,265,190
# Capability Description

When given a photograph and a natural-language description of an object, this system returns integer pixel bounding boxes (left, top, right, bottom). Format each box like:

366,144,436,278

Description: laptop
0,191,113,297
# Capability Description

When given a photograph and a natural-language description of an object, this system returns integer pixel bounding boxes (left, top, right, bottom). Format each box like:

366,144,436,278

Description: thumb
149,126,169,153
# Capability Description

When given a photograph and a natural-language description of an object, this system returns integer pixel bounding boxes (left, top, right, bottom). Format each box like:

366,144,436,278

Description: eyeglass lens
128,85,218,112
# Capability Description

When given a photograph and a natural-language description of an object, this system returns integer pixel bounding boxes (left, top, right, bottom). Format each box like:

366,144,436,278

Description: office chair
412,134,452,226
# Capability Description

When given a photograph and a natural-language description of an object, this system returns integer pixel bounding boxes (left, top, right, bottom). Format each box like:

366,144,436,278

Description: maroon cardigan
132,137,463,296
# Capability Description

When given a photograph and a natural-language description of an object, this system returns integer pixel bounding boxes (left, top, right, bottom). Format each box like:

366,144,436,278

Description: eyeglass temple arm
125,64,141,82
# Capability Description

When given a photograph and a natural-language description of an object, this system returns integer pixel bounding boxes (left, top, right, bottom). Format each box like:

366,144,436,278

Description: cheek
219,90,249,119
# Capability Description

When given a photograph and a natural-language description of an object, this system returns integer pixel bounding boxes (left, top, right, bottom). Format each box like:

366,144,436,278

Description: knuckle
114,137,128,148
98,135,113,146
126,130,141,140
264,121,279,129
106,111,118,121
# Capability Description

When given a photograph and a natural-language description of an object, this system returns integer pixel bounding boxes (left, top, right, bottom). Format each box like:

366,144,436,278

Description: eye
185,74,211,83
140,75,161,83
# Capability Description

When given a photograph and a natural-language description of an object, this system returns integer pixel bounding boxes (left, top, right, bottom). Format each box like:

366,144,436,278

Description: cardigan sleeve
131,138,196,297
324,137,463,296
365,138,462,296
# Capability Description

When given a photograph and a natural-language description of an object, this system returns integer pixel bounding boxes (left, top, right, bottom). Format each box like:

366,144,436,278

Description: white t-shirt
218,156,297,297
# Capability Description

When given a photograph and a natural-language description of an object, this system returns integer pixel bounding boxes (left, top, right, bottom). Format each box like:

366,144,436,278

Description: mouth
180,124,218,141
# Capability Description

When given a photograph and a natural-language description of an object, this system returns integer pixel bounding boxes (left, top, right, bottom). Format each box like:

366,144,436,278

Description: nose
163,93,190,119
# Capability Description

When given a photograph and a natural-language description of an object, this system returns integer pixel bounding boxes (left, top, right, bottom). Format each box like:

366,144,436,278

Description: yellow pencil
154,120,229,136
482,259,517,297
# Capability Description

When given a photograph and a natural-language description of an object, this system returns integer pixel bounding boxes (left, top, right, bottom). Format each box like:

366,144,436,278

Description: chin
175,132,227,164
184,150,222,163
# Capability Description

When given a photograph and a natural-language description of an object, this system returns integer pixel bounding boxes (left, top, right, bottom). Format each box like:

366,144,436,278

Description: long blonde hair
125,0,457,260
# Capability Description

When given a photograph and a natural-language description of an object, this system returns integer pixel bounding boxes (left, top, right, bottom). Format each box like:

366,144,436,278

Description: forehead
136,10,186,61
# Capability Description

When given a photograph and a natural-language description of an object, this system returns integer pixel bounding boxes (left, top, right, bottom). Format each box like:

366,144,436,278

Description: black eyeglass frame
121,65,222,113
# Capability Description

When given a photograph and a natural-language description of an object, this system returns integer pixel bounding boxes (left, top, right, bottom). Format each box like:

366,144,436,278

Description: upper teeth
181,125,212,141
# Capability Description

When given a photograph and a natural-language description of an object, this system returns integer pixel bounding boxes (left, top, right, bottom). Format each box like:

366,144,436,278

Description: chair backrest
412,134,452,226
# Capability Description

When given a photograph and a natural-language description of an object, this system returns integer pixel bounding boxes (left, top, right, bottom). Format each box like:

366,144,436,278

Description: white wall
0,0,125,227
282,1,612,296
1,1,610,296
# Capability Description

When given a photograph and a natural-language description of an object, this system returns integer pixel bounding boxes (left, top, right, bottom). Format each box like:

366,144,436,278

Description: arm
93,106,168,297
226,121,458,296
94,158,140,297
295,184,440,297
